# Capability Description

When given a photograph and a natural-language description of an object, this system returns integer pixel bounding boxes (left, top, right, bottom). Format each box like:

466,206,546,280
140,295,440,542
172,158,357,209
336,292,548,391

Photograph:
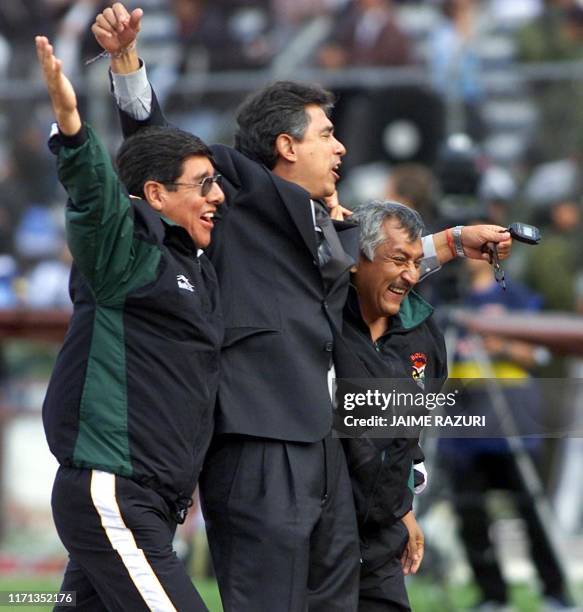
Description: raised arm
434,224,511,264
418,223,512,282
91,3,168,136
36,36,81,136
36,35,159,302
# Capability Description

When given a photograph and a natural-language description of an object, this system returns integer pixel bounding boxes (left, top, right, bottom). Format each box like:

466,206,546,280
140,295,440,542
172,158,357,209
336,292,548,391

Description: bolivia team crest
410,352,427,389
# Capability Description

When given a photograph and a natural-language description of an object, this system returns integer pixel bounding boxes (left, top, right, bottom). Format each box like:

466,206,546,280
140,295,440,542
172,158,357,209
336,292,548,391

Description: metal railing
1,60,583,100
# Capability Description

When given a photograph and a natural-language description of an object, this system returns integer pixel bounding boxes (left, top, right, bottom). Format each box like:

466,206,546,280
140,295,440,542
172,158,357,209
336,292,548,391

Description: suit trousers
199,434,360,611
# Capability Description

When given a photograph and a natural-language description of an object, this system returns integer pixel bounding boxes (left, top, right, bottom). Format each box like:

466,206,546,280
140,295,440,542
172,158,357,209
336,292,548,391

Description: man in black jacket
336,201,448,611
37,37,224,610
91,5,512,610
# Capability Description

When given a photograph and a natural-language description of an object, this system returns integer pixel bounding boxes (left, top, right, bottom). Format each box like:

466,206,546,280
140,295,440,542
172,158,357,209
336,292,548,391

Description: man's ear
352,254,368,274
143,180,164,211
274,133,297,163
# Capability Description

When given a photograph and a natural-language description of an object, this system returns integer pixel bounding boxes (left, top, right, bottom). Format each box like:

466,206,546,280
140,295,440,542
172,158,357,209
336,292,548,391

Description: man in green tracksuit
37,37,224,611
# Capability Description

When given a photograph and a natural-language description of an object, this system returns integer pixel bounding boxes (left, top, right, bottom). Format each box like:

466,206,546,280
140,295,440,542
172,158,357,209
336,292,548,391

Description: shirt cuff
420,234,441,280
422,234,436,259
111,60,152,120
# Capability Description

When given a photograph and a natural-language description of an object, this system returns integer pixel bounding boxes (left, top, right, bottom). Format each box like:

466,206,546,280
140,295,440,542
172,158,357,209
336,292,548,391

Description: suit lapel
268,170,318,260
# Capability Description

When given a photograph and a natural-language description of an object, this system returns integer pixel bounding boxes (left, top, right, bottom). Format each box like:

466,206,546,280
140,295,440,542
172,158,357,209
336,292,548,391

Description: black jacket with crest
334,285,447,527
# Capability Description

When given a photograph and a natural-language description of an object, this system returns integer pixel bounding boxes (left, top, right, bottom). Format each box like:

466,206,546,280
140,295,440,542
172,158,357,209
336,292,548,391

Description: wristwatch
452,225,465,258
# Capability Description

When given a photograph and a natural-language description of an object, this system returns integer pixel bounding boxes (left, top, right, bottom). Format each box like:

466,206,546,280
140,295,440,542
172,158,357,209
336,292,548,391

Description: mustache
389,282,411,290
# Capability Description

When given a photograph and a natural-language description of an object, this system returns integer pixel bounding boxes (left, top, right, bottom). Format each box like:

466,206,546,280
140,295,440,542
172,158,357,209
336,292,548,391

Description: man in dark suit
91,5,513,610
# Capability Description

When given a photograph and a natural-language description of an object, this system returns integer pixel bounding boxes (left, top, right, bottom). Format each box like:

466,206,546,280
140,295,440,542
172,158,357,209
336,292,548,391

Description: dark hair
234,80,335,169
567,6,583,25
351,200,425,261
388,163,437,219
116,126,213,199
441,0,461,19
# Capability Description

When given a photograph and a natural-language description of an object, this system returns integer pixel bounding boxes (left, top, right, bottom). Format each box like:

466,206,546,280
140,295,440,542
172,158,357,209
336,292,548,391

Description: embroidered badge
177,274,195,292
410,352,427,389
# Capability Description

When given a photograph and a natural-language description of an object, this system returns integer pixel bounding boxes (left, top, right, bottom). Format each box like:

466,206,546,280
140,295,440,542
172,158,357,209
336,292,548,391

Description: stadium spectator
317,0,413,68
171,0,273,71
477,166,517,228
516,0,583,63
516,0,583,161
272,0,348,29
385,162,439,227
441,255,573,611
0,0,54,78
24,245,71,310
427,0,485,141
524,195,582,313
0,155,28,259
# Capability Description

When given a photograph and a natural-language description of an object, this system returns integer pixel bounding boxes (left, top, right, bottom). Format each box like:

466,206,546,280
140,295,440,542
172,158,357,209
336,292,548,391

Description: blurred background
0,0,583,610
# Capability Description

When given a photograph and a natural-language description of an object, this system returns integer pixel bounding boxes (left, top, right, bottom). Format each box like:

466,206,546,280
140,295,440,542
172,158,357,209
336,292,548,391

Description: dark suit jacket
119,93,359,442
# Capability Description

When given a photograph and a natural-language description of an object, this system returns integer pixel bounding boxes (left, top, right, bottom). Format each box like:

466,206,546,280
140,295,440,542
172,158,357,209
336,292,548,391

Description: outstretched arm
35,36,81,136
434,224,512,264
419,223,512,281
36,35,158,300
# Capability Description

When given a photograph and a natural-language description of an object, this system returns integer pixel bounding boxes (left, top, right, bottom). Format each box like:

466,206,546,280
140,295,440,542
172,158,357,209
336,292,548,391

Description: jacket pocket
222,326,281,349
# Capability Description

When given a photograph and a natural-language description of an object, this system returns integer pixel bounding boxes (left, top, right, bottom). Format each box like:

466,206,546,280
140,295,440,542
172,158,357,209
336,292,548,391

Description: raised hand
434,223,512,265
92,2,142,69
35,36,81,136
323,191,353,221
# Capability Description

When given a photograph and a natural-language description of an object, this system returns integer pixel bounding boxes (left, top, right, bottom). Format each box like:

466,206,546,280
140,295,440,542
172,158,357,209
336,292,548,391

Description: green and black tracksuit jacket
335,285,447,528
42,124,223,511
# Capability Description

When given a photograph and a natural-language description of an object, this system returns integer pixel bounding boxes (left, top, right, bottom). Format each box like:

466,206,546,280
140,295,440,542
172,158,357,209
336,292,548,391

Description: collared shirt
111,62,152,120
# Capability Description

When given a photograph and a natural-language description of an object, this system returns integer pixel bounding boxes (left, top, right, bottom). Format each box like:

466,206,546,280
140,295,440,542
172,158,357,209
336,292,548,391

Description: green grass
0,575,572,611
408,577,542,611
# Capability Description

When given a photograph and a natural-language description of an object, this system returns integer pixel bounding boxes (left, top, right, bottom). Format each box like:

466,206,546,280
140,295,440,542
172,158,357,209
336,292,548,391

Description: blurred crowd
0,0,582,314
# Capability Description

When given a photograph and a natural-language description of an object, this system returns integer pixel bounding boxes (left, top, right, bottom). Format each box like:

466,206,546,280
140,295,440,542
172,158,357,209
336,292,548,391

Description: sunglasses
165,174,222,197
